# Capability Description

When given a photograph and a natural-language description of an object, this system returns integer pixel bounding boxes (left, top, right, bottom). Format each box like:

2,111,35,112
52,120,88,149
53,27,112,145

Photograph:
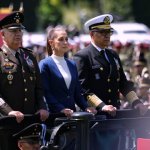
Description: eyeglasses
94,30,114,36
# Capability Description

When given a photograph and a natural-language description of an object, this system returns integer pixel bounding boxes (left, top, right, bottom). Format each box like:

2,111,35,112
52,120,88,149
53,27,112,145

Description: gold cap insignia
16,19,20,23
103,16,110,24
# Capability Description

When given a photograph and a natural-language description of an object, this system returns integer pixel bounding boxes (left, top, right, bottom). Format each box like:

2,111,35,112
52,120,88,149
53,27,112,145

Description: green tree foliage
37,0,134,31
37,0,62,30
101,0,133,21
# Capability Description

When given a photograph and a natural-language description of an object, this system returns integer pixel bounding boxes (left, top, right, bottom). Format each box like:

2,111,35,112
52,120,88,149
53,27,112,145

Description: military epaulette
20,47,33,53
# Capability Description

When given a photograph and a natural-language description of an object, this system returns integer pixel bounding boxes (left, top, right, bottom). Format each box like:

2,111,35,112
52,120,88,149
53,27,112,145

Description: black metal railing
0,109,150,150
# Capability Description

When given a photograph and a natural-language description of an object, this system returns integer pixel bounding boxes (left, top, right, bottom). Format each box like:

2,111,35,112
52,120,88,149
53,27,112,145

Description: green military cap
0,11,25,30
13,123,42,142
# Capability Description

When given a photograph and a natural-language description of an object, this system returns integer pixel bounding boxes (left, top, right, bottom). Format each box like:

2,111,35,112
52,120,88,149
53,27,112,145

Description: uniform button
30,77,33,81
108,89,111,93
107,78,110,82
100,67,103,71
24,98,28,101
108,99,111,103
117,78,120,82
118,89,119,92
25,88,28,92
24,79,26,83
67,95,70,99
9,81,12,84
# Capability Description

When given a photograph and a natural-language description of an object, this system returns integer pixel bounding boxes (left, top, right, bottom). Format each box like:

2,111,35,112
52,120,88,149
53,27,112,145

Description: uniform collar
91,41,105,52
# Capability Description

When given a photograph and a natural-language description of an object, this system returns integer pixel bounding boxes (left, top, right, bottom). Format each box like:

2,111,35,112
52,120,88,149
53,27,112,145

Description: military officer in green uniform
0,11,49,150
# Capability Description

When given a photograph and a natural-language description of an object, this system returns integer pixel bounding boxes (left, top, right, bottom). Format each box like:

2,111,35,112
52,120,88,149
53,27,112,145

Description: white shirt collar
91,41,105,52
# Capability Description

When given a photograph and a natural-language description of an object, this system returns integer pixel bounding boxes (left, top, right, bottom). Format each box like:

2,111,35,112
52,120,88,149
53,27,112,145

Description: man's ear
89,31,94,37
18,141,23,149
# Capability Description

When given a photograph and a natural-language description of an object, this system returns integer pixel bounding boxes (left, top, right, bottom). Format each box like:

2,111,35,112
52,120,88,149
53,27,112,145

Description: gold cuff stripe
126,91,138,103
87,94,103,107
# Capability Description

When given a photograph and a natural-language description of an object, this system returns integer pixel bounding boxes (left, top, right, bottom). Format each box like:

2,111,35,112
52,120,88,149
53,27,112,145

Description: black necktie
15,51,22,66
105,50,117,73
15,51,27,69
100,50,110,67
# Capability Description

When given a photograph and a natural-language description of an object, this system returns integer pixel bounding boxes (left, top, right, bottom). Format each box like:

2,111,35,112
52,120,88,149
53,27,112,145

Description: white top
51,54,71,89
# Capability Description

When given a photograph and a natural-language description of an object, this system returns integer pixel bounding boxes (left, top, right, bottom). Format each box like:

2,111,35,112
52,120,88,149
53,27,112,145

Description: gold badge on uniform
7,73,13,80
7,71,14,84
16,19,20,23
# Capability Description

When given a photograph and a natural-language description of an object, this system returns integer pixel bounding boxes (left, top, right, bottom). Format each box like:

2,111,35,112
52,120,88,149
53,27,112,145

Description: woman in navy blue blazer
39,26,96,117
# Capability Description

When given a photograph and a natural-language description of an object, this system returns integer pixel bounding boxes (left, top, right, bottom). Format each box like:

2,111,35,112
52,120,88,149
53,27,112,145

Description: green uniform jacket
0,45,48,115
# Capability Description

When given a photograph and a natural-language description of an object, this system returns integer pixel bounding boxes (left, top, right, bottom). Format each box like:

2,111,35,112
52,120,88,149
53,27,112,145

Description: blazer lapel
65,59,73,91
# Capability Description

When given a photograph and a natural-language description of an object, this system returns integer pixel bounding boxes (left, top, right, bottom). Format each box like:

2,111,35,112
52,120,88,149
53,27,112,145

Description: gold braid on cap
90,16,111,30
87,94,103,107
126,91,139,103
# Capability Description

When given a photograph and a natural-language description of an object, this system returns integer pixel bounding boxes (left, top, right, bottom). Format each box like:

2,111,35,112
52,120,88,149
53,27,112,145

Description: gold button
117,78,120,82
9,81,12,84
100,67,103,71
24,98,27,101
108,89,111,93
25,88,27,92
107,78,110,82
108,99,111,103
24,79,26,83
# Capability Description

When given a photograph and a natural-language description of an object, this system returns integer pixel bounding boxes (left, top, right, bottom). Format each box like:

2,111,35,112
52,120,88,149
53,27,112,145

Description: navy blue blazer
39,56,88,113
